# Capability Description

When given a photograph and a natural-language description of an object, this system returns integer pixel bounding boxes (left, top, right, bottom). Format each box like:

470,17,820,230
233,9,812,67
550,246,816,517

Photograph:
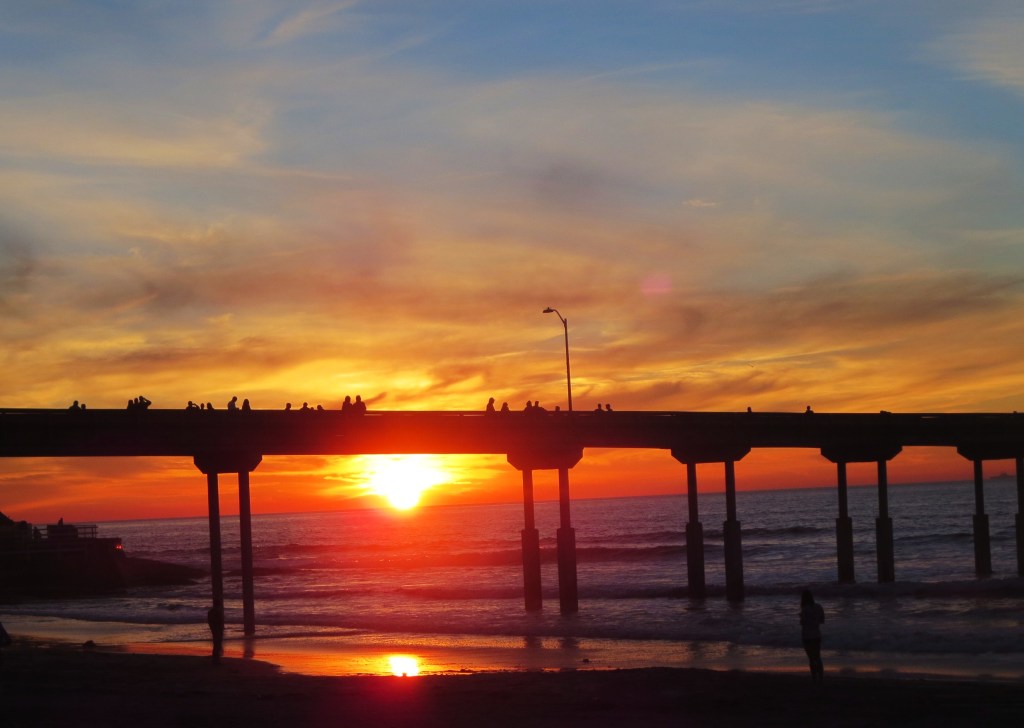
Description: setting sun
364,455,452,510
387,655,421,677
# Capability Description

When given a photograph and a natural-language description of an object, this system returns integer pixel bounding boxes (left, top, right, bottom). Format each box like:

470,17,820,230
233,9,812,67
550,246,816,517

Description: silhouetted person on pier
800,589,825,683
138,395,151,410
524,401,533,414
68,401,81,411
300,402,310,412
206,402,214,410
605,404,613,412
353,395,366,415
207,602,225,664
805,405,814,414
341,396,352,414
486,397,496,414
227,396,238,411
595,403,603,412
500,402,510,413
284,403,292,411
533,401,546,414
242,399,251,411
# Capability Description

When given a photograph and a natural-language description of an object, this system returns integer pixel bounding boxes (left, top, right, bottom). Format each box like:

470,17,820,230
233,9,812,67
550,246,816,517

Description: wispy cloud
928,9,1024,95
261,1,357,46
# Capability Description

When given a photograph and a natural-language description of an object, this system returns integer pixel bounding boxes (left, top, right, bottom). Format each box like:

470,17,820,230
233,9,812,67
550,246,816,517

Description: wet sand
2,641,1023,727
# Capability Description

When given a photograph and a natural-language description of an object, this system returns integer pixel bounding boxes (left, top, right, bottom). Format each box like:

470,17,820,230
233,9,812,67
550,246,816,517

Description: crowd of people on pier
181,396,369,414
67,395,623,414
482,398,615,415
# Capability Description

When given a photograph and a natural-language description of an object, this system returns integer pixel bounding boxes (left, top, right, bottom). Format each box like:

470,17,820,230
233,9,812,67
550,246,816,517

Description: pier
2,407,1023,632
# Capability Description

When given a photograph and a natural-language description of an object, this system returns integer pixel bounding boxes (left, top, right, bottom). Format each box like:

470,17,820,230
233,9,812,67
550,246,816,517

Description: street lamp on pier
542,307,573,413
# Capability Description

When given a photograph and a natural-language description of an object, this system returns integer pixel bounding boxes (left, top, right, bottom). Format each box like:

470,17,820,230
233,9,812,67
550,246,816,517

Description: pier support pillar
972,460,993,577
556,467,579,614
238,470,256,635
507,448,583,614
723,460,744,602
835,462,855,584
875,460,895,583
520,469,542,611
195,451,263,636
1017,456,1024,578
670,445,749,600
685,462,706,598
205,471,225,610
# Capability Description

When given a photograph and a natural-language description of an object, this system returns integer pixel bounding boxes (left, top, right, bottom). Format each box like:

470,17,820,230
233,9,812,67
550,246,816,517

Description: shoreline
2,639,1023,727
4,613,1023,683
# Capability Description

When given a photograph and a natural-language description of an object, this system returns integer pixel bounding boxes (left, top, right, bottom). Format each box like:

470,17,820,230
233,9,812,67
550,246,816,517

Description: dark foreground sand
1,641,1022,728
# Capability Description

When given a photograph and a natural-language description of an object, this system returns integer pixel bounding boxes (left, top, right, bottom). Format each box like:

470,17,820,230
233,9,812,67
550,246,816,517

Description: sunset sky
2,1,1023,522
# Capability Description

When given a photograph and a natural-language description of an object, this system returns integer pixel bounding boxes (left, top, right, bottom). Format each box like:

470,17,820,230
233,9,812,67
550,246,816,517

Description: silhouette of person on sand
207,602,225,664
486,397,496,414
0,620,12,654
800,589,825,682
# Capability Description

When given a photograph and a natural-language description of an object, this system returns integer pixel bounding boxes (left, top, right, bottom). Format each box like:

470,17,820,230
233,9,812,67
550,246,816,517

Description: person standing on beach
800,589,825,682
0,619,12,662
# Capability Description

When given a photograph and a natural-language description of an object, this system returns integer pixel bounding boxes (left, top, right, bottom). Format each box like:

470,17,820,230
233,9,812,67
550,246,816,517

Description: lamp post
542,307,573,413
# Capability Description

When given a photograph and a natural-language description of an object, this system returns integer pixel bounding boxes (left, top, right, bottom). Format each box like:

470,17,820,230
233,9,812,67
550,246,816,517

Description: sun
387,654,421,677
364,455,451,510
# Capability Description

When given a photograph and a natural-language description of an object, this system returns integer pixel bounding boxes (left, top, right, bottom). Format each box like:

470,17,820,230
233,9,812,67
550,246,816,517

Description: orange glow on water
387,654,421,676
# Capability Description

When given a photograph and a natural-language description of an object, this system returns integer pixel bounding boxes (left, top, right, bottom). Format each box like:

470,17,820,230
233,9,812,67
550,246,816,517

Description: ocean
2,480,1022,680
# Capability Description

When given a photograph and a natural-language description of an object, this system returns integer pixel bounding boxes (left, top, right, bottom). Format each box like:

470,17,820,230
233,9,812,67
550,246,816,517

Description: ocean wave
741,525,827,538
228,544,692,571
894,532,974,545
577,545,685,562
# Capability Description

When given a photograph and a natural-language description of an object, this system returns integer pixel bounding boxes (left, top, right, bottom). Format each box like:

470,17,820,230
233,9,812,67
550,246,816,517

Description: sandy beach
2,639,1022,728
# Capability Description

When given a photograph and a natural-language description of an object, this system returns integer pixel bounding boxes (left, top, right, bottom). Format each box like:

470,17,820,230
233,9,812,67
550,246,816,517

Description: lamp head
543,307,554,313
